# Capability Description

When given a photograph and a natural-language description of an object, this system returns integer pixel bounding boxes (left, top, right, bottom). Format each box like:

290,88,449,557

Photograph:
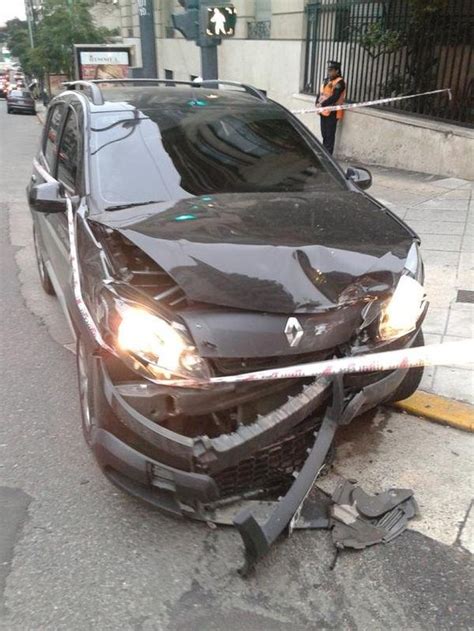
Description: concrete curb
393,390,474,432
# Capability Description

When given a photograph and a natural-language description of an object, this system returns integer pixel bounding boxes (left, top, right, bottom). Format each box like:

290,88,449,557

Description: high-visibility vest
319,76,346,119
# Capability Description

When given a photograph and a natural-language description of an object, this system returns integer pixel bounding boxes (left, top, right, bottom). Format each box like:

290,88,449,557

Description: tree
35,0,117,78
5,19,31,65
5,0,118,80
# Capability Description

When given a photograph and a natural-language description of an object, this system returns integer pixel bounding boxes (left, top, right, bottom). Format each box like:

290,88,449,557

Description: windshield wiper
105,200,163,211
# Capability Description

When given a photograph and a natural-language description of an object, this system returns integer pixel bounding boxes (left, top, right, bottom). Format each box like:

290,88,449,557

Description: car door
31,100,66,286
40,104,83,297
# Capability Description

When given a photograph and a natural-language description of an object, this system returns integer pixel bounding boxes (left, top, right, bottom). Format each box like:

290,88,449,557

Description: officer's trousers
320,113,338,155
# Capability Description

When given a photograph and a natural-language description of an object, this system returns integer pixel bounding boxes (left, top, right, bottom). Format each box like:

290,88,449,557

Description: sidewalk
366,166,473,404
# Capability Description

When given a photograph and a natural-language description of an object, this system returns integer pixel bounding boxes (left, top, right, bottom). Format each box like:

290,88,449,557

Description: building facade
93,0,474,178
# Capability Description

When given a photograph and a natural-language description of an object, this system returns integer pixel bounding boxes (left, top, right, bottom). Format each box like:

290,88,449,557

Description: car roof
63,85,273,114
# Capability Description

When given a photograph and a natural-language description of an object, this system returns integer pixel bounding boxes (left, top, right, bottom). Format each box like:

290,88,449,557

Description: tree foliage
5,0,117,79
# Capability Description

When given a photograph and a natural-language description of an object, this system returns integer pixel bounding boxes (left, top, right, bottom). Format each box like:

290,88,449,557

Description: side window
57,110,81,192
44,103,65,170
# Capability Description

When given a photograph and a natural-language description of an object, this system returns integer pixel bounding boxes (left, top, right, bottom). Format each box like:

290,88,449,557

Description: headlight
379,275,425,341
116,305,209,380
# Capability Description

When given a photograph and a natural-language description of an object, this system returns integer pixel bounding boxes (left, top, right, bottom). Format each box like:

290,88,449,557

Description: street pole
200,44,218,80
25,0,35,48
136,0,158,78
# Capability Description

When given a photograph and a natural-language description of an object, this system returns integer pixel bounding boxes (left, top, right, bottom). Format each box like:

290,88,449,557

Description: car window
57,109,80,192
90,104,344,207
44,103,65,171
10,90,30,97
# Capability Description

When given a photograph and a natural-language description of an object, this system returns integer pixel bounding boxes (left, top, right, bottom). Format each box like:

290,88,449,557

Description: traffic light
172,1,236,43
172,0,200,41
171,0,237,79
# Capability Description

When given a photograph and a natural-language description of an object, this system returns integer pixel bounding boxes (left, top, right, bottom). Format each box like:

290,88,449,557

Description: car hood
93,191,415,314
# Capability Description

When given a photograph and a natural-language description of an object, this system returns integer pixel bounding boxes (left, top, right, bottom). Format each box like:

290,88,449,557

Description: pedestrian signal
205,6,237,37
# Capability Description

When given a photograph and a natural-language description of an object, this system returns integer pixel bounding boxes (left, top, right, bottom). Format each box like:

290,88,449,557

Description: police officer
316,61,346,155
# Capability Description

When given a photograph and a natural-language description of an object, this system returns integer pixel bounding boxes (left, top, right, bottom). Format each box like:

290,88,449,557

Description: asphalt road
0,99,472,631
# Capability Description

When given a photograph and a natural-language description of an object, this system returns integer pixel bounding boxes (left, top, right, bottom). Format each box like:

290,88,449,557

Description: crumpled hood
93,191,415,314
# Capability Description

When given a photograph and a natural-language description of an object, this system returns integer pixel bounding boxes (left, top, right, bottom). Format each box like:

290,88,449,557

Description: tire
76,337,96,448
386,330,425,403
7,107,11,114
33,224,55,295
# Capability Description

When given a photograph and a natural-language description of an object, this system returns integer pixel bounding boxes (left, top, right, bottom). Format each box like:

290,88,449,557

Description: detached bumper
91,348,413,519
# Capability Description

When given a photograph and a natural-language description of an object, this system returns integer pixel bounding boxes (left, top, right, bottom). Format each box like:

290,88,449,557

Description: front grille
212,414,324,499
212,349,330,376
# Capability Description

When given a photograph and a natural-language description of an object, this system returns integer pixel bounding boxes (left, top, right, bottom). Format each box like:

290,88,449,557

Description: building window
165,69,174,80
248,0,271,39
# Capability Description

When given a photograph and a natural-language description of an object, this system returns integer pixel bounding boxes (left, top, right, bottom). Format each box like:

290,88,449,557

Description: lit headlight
379,275,426,341
116,305,208,380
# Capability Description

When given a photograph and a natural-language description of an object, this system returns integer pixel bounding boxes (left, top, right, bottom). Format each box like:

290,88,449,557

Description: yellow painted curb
393,390,474,432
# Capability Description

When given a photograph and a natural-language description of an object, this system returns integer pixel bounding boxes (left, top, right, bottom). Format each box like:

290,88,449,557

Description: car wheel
77,337,96,448
386,330,425,403
33,224,55,295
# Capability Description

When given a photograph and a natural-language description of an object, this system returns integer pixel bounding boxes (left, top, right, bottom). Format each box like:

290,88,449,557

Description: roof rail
63,78,267,105
90,78,267,102
196,80,267,102
63,80,104,105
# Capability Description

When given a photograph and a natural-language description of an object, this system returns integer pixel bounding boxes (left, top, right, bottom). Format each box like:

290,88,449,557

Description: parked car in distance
7,89,36,114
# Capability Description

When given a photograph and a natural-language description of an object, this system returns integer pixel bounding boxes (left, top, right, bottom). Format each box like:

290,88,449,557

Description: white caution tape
66,199,114,352
291,88,452,115
164,339,474,388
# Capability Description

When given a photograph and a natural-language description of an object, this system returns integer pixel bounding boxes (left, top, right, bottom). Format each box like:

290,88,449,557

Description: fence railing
303,0,473,125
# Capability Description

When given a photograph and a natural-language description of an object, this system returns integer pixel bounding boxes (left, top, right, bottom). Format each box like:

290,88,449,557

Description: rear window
11,90,30,97
90,103,343,207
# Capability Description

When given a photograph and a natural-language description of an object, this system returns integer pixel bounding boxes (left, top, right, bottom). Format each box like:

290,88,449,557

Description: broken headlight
378,243,425,341
358,243,426,343
378,275,425,341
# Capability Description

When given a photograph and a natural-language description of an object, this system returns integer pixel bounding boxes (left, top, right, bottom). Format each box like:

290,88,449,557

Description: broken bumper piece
227,378,417,575
330,480,418,549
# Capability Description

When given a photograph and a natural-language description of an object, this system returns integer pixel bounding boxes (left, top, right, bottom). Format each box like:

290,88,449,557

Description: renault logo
285,317,303,347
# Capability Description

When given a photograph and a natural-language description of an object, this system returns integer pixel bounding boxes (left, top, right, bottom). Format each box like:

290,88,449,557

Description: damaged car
28,80,427,560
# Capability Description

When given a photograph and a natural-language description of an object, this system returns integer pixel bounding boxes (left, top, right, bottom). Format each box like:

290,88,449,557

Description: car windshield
90,102,344,207
11,90,30,97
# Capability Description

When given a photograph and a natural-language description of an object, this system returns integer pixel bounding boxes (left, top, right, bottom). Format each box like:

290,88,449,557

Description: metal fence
303,0,474,125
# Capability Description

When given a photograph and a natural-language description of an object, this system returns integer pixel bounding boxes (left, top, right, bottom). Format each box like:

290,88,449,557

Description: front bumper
90,334,417,519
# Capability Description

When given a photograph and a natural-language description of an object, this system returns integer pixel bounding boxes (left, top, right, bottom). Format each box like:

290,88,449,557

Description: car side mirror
30,181,67,213
346,166,372,190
